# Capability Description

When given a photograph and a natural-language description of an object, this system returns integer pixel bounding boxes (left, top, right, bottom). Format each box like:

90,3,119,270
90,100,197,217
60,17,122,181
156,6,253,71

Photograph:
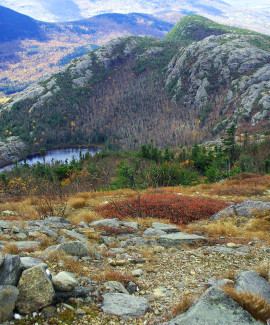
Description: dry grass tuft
67,210,101,224
0,199,38,220
255,260,270,281
4,243,19,255
173,293,195,316
68,197,87,209
46,250,81,274
223,286,270,323
95,268,135,285
196,209,270,242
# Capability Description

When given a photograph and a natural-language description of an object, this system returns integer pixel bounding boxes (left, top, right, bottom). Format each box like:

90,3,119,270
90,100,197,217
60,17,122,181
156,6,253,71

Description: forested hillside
0,15,270,163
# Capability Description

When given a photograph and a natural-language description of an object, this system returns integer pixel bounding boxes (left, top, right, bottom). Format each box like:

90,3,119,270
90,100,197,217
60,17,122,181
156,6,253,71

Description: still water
0,147,99,172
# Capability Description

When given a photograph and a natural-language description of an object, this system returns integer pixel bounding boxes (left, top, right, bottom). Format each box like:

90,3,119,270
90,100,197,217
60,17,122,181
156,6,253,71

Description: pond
0,147,99,172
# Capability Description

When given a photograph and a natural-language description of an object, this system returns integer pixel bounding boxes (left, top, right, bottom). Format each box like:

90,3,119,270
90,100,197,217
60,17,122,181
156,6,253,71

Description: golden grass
173,293,196,316
0,199,38,220
255,260,270,281
68,197,87,209
4,243,19,255
67,210,101,224
45,250,82,274
191,210,270,242
223,286,270,323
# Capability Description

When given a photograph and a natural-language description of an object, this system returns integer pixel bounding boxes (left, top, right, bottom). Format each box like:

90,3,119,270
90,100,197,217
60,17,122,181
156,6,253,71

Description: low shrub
95,193,229,225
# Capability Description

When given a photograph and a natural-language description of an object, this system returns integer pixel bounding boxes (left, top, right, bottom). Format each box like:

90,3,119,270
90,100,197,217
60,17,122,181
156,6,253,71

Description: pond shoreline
0,145,101,172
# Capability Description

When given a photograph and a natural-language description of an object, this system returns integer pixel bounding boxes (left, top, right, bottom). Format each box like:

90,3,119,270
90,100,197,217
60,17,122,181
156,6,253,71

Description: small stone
132,269,144,277
76,308,86,315
153,287,173,298
52,271,79,292
226,243,237,248
109,259,127,266
104,281,129,294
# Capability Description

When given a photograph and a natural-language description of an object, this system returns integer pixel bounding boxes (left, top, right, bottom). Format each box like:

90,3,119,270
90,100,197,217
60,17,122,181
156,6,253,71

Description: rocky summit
0,200,270,324
0,15,270,165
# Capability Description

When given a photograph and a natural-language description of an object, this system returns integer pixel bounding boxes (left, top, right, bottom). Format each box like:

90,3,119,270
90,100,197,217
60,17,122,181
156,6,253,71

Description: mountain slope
0,5,45,43
0,15,270,162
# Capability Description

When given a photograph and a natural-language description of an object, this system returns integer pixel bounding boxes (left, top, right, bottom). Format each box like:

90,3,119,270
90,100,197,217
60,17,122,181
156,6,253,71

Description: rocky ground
0,201,270,324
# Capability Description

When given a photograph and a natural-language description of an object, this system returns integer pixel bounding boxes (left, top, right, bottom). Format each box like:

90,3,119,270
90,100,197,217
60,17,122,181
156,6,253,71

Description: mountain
0,7,173,98
0,15,270,164
0,5,45,43
1,0,270,36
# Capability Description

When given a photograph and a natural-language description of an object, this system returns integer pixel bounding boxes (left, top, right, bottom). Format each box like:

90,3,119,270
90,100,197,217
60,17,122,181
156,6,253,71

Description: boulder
235,270,270,303
0,254,21,286
210,201,270,220
158,232,207,248
62,229,88,241
54,285,93,302
52,271,79,292
15,241,40,251
152,222,180,233
16,265,55,314
102,293,148,318
91,218,120,228
44,241,102,259
0,253,3,267
163,287,261,325
142,228,167,237
20,257,47,270
0,285,19,322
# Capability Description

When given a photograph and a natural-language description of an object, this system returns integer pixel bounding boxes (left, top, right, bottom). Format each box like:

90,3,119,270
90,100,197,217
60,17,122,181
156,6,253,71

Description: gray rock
62,229,88,241
20,257,47,270
15,240,40,251
126,281,138,294
104,281,129,294
41,305,56,319
120,221,139,230
16,233,28,240
101,236,116,245
52,271,79,292
44,241,102,259
54,285,93,302
0,254,21,286
142,228,167,237
235,270,270,303
0,285,19,322
132,269,144,277
91,218,119,228
205,246,248,255
211,201,270,220
152,222,180,233
0,220,12,230
158,232,207,248
102,293,148,318
78,222,89,228
163,287,261,325
109,248,126,254
43,217,72,225
16,265,55,314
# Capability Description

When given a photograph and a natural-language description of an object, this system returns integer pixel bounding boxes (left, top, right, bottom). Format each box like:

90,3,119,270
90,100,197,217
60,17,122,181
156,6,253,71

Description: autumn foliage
95,193,229,225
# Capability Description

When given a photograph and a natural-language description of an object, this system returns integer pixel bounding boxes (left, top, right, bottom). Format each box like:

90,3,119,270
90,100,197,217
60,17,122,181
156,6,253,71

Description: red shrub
95,193,229,225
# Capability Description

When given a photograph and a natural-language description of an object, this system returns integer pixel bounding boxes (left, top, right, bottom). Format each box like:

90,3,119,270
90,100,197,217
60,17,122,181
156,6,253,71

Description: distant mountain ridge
0,0,269,36
0,6,173,97
1,15,269,162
